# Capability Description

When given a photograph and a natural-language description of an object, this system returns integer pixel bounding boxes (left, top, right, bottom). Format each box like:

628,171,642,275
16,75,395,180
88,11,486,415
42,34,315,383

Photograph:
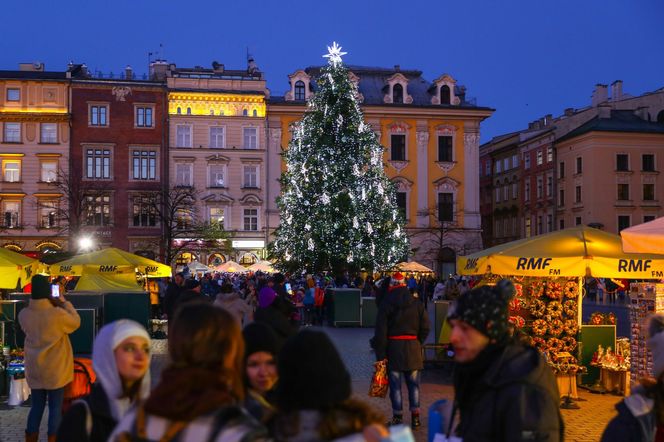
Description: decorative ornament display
564,281,578,298
529,299,546,318
547,338,564,354
548,319,564,337
546,282,563,300
529,281,545,298
563,320,579,336
532,319,548,336
562,336,577,352
563,300,577,317
546,301,563,318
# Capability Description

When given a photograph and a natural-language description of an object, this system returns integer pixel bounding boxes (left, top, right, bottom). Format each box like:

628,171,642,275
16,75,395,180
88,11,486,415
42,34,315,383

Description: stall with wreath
458,226,664,396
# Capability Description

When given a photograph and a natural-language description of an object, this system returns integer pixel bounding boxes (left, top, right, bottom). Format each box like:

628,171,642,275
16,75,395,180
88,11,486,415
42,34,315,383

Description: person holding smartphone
18,274,81,442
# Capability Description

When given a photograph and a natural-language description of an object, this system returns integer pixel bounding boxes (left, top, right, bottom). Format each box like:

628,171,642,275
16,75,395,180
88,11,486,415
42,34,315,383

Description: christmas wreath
546,301,563,318
562,336,577,352
606,312,617,325
549,319,564,337
546,282,564,300
532,319,548,336
563,300,577,317
509,297,522,312
564,280,578,299
529,281,545,298
563,320,579,336
509,315,526,328
530,299,546,318
548,338,564,354
590,312,604,325
532,336,547,350
515,283,524,298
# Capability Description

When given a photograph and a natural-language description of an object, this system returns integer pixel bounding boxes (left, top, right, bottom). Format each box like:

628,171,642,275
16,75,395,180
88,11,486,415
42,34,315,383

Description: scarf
144,366,237,421
453,344,505,416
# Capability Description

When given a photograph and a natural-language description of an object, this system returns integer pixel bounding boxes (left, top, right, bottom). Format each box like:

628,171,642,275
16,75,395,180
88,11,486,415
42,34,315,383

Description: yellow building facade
268,66,492,274
0,64,69,253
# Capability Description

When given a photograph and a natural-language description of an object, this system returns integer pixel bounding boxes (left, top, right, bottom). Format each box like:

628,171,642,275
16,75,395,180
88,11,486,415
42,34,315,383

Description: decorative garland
549,319,564,337
546,301,563,318
530,299,546,318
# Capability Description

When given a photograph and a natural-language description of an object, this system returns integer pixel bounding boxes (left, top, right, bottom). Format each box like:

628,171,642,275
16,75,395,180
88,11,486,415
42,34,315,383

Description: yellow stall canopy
621,216,664,254
0,247,39,288
458,226,664,279
49,247,172,278
74,274,144,293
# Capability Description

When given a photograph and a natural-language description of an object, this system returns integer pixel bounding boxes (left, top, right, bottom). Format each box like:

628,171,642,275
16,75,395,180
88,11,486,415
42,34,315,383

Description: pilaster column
463,124,481,229
416,127,429,228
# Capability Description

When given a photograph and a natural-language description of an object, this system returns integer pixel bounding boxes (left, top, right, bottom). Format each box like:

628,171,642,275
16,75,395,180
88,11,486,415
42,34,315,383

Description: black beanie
243,322,279,361
31,275,51,300
448,279,515,343
276,330,351,412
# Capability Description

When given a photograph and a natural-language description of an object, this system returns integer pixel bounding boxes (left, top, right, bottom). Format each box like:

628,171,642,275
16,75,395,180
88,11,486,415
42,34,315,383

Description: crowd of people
18,267,664,442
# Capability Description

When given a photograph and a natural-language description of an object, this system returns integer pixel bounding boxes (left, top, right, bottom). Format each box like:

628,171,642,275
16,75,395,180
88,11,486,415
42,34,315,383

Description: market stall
458,226,664,396
213,260,247,273
247,260,275,273
0,247,40,289
621,215,664,254
393,261,434,274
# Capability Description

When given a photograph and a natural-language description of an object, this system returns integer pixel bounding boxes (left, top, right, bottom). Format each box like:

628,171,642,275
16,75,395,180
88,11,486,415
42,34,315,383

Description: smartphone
51,284,60,298
285,283,292,294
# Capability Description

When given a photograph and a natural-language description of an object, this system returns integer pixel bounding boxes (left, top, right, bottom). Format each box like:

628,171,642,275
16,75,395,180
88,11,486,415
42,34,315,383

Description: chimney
591,84,608,106
247,57,258,74
19,62,44,71
543,114,553,126
564,108,574,117
611,80,623,101
149,60,169,81
457,85,466,103
598,103,612,119
125,65,133,80
212,61,224,73
634,106,649,121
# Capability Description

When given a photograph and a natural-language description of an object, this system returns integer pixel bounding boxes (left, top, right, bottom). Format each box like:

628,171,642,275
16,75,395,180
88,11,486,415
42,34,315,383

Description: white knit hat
647,314,664,378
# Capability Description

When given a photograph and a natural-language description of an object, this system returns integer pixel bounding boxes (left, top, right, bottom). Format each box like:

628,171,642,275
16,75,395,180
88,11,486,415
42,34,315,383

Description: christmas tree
269,43,409,274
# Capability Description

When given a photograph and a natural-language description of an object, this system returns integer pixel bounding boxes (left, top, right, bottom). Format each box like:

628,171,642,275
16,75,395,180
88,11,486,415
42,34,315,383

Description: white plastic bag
8,378,31,406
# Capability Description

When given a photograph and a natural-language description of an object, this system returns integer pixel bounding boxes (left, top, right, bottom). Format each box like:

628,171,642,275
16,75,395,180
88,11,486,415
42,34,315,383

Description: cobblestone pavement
1,319,621,442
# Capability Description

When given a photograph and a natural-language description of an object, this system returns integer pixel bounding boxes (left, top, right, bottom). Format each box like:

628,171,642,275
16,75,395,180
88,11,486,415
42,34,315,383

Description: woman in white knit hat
601,314,664,442
57,320,151,442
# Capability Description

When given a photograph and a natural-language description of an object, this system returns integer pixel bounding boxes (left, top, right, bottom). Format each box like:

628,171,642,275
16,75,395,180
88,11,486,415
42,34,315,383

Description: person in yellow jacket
18,274,81,442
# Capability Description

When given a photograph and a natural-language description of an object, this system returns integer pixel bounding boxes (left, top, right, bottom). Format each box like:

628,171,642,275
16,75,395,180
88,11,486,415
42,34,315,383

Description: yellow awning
621,216,664,254
74,274,144,292
49,247,172,278
458,226,664,278
0,247,39,288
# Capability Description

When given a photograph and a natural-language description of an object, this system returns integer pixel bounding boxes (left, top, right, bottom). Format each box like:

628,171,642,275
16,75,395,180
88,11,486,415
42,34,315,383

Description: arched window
440,85,451,105
294,80,306,101
186,107,191,115
177,107,181,114
393,84,404,104
242,109,248,116
210,109,214,115
252,109,258,117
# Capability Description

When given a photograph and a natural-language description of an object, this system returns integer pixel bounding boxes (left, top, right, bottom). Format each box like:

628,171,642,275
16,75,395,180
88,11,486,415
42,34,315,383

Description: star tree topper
323,41,347,66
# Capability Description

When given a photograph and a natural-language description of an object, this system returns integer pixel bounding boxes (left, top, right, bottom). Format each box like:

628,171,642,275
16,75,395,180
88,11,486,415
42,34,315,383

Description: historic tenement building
0,64,70,254
268,66,493,275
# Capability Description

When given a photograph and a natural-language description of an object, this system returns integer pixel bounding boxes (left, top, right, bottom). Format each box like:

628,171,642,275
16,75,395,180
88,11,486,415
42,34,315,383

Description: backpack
63,358,96,414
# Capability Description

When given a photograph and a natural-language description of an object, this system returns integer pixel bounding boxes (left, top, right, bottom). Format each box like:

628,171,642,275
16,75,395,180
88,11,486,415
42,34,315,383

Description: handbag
368,359,389,398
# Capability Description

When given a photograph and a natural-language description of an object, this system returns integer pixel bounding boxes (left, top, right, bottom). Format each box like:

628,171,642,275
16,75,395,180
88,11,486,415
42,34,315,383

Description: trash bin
329,288,361,327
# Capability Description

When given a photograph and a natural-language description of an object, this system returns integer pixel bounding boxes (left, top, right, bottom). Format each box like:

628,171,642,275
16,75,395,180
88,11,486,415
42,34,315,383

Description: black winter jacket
57,383,116,442
373,285,430,371
452,343,564,442
601,387,656,442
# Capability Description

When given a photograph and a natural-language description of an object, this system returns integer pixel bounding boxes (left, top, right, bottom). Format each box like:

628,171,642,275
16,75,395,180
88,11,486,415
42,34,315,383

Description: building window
643,184,655,201
176,125,192,148
242,109,248,116
393,84,404,104
243,165,258,188
512,154,519,168
175,209,192,230
252,109,258,117
644,215,656,223
6,88,20,101
89,105,108,126
485,162,491,176
437,136,453,162
525,218,531,237
524,154,530,169
643,154,656,172
209,127,225,148
132,150,157,180
575,186,582,203
512,182,518,199
39,201,57,229
547,176,553,197
618,215,631,232
536,177,543,199
396,192,407,220
3,122,20,142
2,201,20,228
559,189,565,206
132,195,157,227
559,219,565,230
209,164,226,188
243,208,258,231
617,184,629,201
438,192,453,222
440,85,450,105
547,147,553,163
40,123,57,143
3,161,20,182
536,150,543,166
495,161,502,174
495,187,500,203
85,195,111,226
135,106,154,128
503,158,509,171
616,154,629,171
524,181,530,202
575,216,582,226
391,134,406,161
537,216,543,234
547,214,553,232
210,207,225,227
576,157,583,174
86,148,111,179
41,161,57,182
294,81,306,101
175,163,193,187
243,127,258,149
503,185,508,201
559,161,565,179
186,107,191,115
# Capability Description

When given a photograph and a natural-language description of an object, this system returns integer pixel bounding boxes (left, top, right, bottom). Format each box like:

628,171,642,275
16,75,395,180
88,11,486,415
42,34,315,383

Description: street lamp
78,236,94,252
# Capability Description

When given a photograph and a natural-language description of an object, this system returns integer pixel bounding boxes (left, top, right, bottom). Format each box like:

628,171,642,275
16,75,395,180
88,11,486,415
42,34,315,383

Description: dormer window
440,85,451,105
294,81,305,101
393,84,404,104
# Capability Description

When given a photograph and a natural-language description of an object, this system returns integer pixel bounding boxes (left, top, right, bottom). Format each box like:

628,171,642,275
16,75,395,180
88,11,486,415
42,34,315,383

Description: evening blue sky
2,0,662,141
